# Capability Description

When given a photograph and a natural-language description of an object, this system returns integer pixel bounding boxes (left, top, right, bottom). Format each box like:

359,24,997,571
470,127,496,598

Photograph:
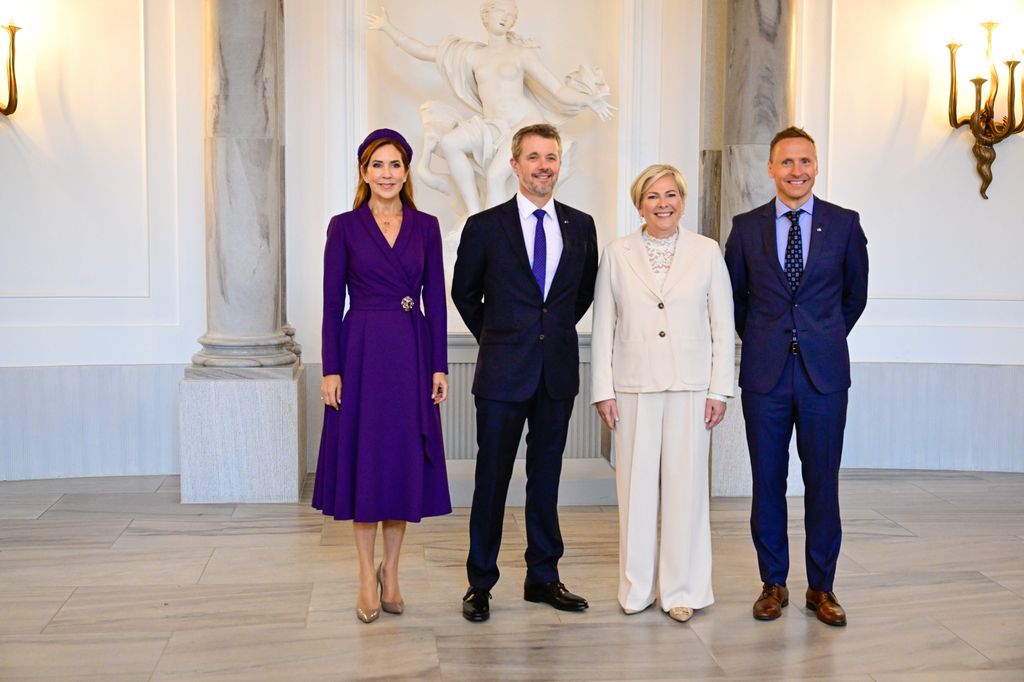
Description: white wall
798,0,1024,366
0,0,206,368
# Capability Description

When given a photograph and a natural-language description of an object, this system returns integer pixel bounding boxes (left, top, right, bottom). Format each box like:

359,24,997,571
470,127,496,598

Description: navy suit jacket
451,196,598,402
724,197,868,395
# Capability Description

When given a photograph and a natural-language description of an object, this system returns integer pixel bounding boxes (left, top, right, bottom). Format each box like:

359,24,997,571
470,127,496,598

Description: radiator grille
440,362,602,460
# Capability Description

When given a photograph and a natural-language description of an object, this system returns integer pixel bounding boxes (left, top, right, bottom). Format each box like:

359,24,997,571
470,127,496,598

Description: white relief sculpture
367,0,615,219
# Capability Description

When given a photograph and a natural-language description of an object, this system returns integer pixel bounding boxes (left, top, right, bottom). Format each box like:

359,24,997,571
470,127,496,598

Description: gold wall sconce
1,21,17,116
946,22,1022,199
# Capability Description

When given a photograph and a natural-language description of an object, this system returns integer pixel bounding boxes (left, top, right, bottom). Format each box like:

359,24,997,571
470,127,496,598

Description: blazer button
542,307,548,313
539,334,545,340
657,302,665,309
658,331,666,338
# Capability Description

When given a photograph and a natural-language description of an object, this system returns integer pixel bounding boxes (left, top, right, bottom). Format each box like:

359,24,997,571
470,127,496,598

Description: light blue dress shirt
774,195,814,269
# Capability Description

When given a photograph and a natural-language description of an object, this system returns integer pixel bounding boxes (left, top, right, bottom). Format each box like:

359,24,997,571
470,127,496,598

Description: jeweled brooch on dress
401,296,414,312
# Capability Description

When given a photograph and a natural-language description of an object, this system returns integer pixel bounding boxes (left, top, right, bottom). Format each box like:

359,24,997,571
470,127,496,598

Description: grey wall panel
844,364,1024,472
0,365,183,480
2,361,1021,481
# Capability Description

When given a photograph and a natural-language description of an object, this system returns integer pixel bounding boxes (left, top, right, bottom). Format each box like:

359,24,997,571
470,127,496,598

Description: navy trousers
467,385,574,591
741,353,847,592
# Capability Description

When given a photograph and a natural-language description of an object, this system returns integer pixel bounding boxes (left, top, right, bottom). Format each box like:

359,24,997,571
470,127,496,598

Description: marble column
179,0,305,503
705,0,804,496
194,0,293,367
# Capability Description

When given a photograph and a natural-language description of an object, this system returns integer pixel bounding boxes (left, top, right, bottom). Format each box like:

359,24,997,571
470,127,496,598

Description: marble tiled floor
0,469,1022,681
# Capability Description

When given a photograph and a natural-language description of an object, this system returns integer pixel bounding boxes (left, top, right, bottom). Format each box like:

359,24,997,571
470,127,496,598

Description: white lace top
641,228,679,287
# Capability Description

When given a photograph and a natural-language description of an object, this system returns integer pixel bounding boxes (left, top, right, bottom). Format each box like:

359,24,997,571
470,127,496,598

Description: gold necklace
371,206,402,233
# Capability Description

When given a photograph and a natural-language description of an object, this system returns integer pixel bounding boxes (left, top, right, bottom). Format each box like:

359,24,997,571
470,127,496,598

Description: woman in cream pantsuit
591,164,735,622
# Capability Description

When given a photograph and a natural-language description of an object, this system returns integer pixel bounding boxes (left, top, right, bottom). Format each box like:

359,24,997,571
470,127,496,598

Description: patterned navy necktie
784,210,803,293
784,209,803,344
532,208,547,298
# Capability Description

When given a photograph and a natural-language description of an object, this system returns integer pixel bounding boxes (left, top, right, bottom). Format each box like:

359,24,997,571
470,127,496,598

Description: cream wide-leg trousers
614,391,714,612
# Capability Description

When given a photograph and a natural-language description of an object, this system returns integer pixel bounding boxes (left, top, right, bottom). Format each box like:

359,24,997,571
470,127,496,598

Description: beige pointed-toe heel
668,606,694,623
377,563,405,615
356,604,380,623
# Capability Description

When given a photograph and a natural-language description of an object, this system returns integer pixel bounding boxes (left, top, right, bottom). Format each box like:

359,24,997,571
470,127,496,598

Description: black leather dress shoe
523,580,589,611
462,587,490,622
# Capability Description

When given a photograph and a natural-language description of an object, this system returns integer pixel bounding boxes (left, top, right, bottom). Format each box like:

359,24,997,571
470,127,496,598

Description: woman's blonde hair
629,164,688,210
353,139,416,210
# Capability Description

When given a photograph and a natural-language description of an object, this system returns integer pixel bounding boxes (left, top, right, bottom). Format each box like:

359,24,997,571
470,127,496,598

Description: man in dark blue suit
452,124,598,622
724,127,868,627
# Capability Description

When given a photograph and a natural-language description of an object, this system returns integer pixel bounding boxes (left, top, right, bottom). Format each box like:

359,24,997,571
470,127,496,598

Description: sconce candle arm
1004,61,1019,134
1,23,18,117
1016,68,1024,133
947,43,971,128
982,22,1000,114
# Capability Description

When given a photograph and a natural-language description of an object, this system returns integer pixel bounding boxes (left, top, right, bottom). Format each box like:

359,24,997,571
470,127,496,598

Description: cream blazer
591,228,736,403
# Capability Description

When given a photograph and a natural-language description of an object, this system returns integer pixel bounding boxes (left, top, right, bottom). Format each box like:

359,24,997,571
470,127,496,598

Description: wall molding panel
0,0,206,366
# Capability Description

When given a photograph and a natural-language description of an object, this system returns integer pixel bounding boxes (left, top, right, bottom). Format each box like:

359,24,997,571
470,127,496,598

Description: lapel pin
816,227,823,232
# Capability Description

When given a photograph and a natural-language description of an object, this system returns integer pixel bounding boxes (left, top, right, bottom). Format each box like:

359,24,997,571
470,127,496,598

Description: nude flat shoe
668,606,694,623
377,562,405,615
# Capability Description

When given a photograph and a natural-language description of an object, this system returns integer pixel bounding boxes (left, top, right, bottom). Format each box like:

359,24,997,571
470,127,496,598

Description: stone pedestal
179,365,306,502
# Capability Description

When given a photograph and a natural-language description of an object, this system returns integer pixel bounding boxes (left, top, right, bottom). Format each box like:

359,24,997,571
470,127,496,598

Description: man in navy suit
724,127,868,626
452,123,598,622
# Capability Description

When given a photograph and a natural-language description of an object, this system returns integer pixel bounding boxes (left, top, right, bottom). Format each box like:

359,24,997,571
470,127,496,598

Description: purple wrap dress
312,203,452,522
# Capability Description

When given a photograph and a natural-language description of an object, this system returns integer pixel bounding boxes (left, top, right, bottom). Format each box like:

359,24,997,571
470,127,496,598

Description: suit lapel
801,198,829,282
356,203,415,290
663,229,707,296
759,201,793,293
622,230,660,296
546,201,575,299
497,197,536,289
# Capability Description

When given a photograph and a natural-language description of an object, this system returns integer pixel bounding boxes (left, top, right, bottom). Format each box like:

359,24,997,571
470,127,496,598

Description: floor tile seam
979,569,1024,598
906,480,963,506
37,585,79,635
869,508,918,538
194,547,218,584
679,621,730,678
146,630,174,682
930,613,999,667
36,492,67,520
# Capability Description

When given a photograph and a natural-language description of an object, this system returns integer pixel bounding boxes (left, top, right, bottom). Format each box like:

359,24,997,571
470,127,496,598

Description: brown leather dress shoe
753,583,789,621
805,588,847,626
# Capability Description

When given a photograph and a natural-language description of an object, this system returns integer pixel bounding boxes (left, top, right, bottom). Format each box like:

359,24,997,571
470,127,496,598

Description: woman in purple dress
313,129,452,624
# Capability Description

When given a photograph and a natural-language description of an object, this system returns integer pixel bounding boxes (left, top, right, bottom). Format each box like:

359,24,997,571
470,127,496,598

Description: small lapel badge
816,227,823,232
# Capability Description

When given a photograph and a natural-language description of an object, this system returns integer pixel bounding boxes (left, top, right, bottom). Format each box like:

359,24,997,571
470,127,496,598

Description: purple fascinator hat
357,128,413,163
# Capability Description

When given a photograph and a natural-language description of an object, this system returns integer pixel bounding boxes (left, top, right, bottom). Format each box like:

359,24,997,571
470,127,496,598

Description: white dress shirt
516,192,564,299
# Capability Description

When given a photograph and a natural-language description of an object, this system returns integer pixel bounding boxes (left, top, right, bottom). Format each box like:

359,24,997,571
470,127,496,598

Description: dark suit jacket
724,197,869,395
451,196,599,401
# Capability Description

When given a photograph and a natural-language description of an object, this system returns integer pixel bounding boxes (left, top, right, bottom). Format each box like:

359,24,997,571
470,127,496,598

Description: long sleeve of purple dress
321,216,347,377
422,215,448,375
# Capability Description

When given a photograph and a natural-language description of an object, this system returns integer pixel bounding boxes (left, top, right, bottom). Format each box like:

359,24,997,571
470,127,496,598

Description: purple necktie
532,208,547,298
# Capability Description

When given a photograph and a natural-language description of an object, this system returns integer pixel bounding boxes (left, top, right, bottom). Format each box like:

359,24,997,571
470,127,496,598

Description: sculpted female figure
368,0,614,215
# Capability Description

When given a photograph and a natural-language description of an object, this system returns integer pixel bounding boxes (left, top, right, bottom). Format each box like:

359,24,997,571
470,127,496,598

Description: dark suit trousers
467,385,574,591
741,354,847,592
